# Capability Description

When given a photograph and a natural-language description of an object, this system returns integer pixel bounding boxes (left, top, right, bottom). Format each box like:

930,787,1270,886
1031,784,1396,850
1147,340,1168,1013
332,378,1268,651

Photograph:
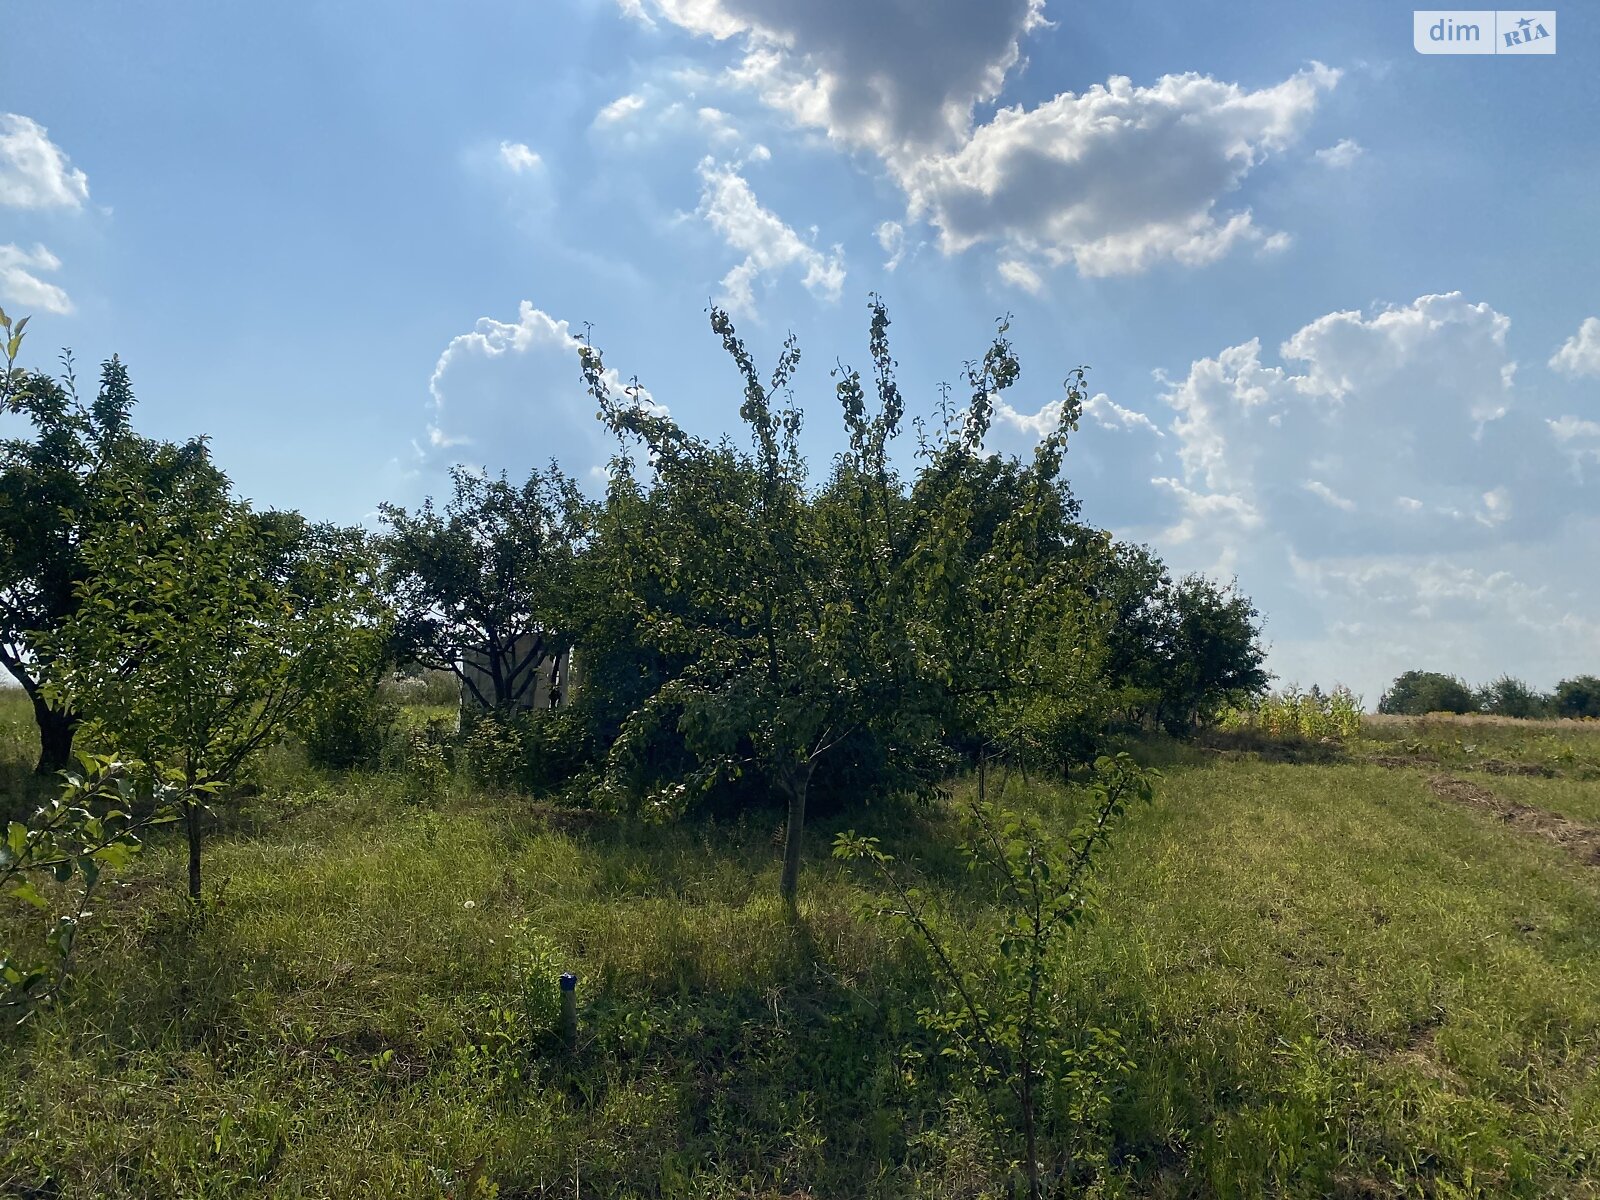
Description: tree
379,464,590,713
1153,574,1270,732
1477,675,1551,719
1553,675,1600,720
584,312,876,909
45,489,378,900
1378,670,1477,716
0,309,226,773
1089,541,1173,725
836,753,1157,1198
581,300,1095,909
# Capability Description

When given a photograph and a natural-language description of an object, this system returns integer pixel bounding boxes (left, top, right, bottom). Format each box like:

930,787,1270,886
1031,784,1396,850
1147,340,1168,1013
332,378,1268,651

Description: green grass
1361,713,1600,780
1,704,1599,1196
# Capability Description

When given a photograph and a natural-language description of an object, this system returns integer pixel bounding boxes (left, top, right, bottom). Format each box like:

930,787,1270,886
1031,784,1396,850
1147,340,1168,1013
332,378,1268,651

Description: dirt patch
1477,758,1555,778
1367,753,1438,770
1426,773,1600,866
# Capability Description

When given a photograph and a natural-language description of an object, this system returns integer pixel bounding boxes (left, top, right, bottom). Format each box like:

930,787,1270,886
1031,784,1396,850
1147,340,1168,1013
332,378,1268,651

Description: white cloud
1314,138,1363,167
1549,316,1600,378
696,106,740,143
1304,480,1356,511
1084,394,1162,435
497,141,543,173
997,258,1043,295
631,0,1046,155
595,93,648,126
1156,293,1530,558
1550,416,1600,441
995,391,1164,448
876,220,905,271
696,158,844,316
628,4,1342,278
903,65,1338,277
0,243,72,314
422,300,660,475
1133,293,1600,699
1283,551,1600,698
0,114,89,210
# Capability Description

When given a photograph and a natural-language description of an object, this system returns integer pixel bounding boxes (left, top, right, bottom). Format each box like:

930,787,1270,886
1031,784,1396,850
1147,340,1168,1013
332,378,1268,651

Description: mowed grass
0,703,1598,1196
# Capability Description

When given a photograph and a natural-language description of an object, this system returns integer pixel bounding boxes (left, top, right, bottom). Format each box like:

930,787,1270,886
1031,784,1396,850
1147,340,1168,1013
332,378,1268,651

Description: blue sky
3,0,1596,702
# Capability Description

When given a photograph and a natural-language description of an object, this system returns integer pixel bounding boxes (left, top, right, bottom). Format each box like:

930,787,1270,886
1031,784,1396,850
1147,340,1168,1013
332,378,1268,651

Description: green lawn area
2,698,1599,1197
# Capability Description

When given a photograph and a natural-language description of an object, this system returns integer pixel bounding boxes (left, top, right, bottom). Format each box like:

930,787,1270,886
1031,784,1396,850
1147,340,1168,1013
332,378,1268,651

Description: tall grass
1,710,1598,1195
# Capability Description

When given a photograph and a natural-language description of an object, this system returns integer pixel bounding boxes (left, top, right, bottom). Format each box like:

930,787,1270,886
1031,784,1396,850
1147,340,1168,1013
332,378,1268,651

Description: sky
2,0,1596,704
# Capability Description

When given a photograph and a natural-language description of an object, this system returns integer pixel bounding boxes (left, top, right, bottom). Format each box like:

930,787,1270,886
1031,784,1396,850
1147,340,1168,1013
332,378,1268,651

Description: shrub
303,688,401,771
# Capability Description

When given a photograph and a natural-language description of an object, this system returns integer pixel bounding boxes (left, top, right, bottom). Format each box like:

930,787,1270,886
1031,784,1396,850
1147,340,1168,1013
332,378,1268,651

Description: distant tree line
1379,670,1600,719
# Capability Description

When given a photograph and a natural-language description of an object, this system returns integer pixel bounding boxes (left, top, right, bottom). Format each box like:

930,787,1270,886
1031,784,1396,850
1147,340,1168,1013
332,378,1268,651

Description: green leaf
9,880,49,910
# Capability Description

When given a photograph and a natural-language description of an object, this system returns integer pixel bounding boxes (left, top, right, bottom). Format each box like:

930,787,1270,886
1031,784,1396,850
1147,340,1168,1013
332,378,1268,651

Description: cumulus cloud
1082,393,1162,435
626,3,1340,278
1124,292,1600,697
0,243,73,314
997,390,1162,440
1314,138,1363,167
630,0,1046,155
0,114,89,209
696,106,741,144
1550,316,1600,378
696,157,845,316
422,301,659,479
1153,292,1554,561
902,65,1338,277
497,141,543,173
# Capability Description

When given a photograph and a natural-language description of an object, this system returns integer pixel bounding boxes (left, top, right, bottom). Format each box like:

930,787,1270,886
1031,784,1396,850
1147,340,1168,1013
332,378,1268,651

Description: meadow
1,690,1599,1198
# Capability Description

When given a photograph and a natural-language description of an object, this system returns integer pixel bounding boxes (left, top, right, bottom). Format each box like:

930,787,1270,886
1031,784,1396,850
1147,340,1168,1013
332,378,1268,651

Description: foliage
0,754,175,1014
1378,670,1478,716
1476,674,1552,719
1087,544,1270,733
303,685,401,772
0,308,227,772
1152,574,1271,732
835,753,1158,1197
43,490,379,898
581,299,1103,907
379,464,590,712
1554,674,1600,720
1220,685,1364,740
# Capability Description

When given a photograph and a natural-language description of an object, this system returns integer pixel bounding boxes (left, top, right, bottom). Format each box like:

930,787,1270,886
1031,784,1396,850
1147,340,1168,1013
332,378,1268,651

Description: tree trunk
778,761,813,915
31,691,77,776
184,796,203,902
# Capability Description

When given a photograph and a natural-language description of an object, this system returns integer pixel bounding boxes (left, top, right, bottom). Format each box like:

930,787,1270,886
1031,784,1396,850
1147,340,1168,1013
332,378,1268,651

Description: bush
458,706,602,797
303,687,401,771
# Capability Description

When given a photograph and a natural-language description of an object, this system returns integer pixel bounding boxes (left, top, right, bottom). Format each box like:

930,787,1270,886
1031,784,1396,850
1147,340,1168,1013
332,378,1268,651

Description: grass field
1,694,1598,1197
